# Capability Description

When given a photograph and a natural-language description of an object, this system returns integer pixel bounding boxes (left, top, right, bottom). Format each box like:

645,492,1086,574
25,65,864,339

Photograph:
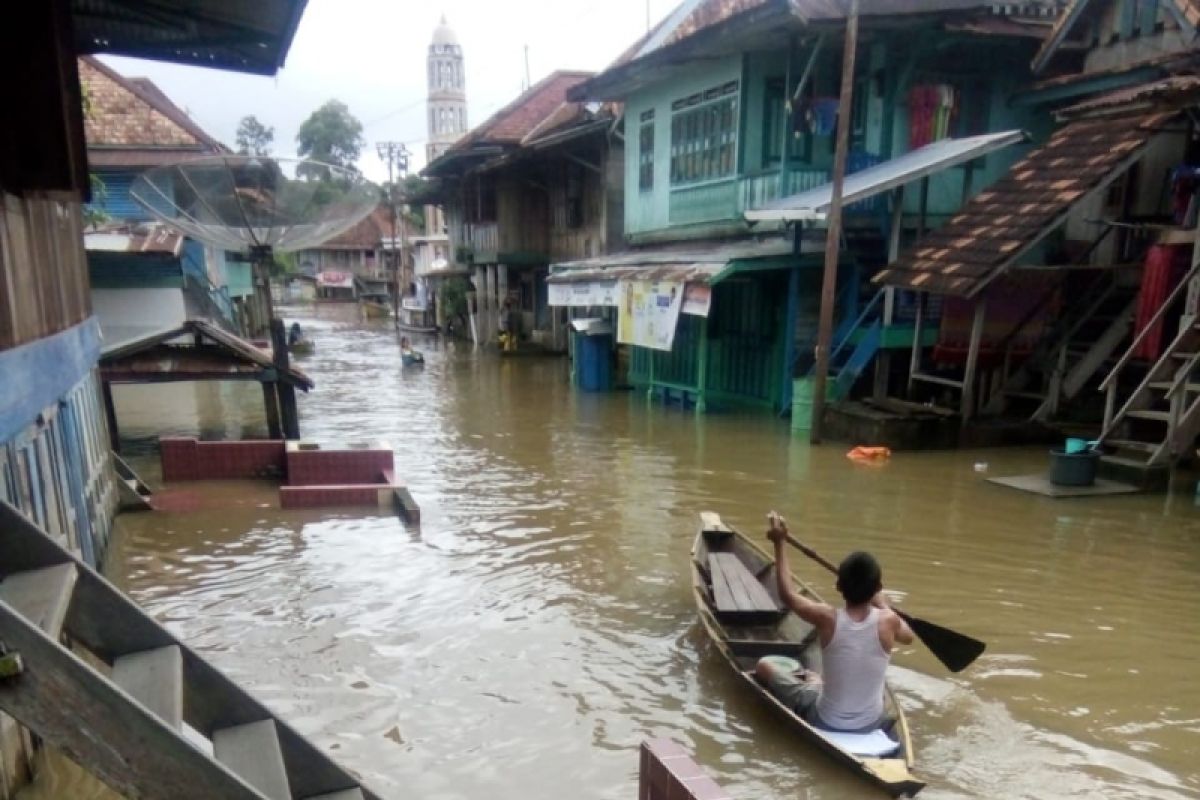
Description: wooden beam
261,382,282,440
101,380,120,453
906,292,925,398
961,299,987,421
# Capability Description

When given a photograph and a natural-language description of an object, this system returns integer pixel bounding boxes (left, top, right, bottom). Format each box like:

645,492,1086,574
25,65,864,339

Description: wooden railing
655,168,831,230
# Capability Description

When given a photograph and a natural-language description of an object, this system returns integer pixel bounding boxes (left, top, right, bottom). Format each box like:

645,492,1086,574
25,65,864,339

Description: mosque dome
432,16,457,46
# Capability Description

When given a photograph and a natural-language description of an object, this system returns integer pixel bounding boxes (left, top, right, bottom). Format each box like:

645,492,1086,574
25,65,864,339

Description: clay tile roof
448,71,596,154
80,56,225,158
874,113,1173,297
320,205,390,249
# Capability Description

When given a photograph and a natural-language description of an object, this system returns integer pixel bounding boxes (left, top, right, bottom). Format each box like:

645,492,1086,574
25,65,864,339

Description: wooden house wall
0,193,91,350
496,174,549,258
547,155,608,262
1083,0,1192,74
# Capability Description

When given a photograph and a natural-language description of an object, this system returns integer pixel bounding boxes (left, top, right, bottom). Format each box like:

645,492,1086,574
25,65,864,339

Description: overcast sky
100,0,670,183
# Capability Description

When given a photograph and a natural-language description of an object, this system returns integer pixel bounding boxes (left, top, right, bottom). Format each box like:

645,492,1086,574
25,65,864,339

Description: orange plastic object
846,446,891,463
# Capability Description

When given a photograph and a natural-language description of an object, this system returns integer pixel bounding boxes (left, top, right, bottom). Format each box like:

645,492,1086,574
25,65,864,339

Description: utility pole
809,0,859,443
376,141,410,322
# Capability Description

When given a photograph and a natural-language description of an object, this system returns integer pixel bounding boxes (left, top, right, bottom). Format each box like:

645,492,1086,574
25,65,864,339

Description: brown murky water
20,302,1200,800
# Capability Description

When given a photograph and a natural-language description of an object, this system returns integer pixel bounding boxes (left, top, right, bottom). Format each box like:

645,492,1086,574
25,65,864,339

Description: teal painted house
555,0,1059,414
79,57,255,336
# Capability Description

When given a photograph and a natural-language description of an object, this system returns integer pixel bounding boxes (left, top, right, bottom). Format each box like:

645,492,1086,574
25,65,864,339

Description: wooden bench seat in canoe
708,552,783,625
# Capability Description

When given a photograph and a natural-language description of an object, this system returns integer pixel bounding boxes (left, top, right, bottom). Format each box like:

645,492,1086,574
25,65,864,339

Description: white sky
100,0,670,183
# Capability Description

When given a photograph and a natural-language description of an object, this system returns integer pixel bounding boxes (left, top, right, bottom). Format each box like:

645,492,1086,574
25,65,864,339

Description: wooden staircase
1097,253,1200,471
0,500,378,800
985,271,1139,421
810,288,885,402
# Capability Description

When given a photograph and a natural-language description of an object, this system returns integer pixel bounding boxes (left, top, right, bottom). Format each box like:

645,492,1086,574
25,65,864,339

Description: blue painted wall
0,318,101,444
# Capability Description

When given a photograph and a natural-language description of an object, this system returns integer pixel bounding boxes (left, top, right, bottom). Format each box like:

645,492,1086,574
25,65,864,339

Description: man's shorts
758,655,821,717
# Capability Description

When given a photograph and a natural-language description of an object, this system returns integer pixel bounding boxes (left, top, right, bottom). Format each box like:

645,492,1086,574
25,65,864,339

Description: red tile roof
80,56,226,160
874,113,1171,296
448,71,595,152
1059,74,1200,117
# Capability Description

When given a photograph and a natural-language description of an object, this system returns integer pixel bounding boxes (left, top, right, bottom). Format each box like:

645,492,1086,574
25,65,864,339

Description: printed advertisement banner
617,280,683,352
547,280,620,307
681,282,712,317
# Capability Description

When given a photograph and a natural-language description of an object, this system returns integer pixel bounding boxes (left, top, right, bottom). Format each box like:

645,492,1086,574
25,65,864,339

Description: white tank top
816,607,890,731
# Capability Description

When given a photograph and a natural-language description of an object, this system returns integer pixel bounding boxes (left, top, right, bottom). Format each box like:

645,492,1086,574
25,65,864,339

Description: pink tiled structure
157,437,419,522
639,739,731,800
285,446,394,486
160,438,286,481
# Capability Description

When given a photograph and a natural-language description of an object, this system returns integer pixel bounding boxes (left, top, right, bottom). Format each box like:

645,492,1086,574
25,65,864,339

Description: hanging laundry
797,97,840,136
1168,165,1200,225
907,83,959,148
1132,244,1191,361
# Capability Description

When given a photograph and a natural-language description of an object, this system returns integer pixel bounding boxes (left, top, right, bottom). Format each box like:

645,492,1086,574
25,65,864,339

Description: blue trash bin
574,331,613,392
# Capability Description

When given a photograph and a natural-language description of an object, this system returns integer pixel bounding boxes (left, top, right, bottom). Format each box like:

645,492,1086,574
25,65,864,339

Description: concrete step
1104,438,1160,453
0,563,78,637
1126,409,1171,421
213,720,291,800
1149,381,1200,393
113,645,183,730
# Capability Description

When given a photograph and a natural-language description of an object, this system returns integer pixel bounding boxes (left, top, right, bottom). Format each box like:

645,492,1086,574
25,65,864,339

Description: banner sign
681,282,712,317
548,280,620,307
617,280,684,351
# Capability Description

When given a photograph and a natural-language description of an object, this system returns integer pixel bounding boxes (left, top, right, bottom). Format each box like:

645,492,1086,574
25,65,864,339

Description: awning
744,130,1028,223
100,320,314,390
546,238,799,309
875,112,1172,297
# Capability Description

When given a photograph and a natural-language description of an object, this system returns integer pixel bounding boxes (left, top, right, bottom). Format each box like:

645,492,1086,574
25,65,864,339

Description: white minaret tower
425,16,467,236
427,16,467,162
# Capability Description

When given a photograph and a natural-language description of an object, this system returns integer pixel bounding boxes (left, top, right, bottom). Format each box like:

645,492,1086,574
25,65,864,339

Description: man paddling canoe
756,511,914,733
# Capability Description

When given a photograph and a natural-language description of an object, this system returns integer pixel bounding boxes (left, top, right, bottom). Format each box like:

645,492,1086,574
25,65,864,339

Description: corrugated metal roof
84,223,185,255
874,113,1172,297
745,130,1027,223
100,319,314,389
72,0,308,77
548,237,795,284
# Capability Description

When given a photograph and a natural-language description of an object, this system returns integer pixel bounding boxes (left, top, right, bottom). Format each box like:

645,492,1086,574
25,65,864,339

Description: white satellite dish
130,155,380,323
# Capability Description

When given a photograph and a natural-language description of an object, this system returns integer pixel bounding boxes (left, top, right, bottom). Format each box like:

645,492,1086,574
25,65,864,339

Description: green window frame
638,109,655,192
669,81,739,186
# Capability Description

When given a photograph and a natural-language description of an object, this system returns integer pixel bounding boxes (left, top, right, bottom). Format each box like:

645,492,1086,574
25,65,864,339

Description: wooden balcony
658,167,830,230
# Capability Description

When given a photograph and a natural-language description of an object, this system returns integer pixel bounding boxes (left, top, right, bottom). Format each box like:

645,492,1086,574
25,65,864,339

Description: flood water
21,302,1200,800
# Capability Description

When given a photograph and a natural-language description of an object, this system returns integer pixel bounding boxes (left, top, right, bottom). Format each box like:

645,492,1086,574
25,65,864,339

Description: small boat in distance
400,336,425,367
691,512,924,798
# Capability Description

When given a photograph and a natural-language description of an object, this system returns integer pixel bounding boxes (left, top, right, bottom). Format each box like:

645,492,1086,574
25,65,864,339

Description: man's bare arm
871,590,915,645
768,513,834,632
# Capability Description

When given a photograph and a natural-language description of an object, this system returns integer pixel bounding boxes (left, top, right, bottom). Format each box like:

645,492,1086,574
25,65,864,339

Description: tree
295,100,365,179
235,115,275,156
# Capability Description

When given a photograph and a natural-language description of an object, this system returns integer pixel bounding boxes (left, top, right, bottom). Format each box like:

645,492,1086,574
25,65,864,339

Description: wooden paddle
781,532,986,674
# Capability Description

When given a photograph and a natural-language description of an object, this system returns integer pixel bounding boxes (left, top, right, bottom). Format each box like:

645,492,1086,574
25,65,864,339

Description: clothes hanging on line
907,84,958,148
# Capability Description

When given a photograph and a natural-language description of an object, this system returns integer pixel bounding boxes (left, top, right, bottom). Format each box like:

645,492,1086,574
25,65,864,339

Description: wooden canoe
691,511,925,798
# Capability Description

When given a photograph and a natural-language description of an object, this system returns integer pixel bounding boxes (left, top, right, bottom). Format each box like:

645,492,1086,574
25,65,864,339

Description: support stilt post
262,382,282,440
269,319,301,440
101,380,120,453
961,299,987,423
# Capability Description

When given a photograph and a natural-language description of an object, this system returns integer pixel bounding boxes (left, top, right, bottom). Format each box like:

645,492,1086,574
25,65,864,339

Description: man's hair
836,551,882,605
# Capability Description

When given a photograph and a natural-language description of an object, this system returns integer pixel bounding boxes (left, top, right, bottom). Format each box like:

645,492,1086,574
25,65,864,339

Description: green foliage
272,251,297,276
296,100,365,179
84,174,110,230
441,276,471,320
235,115,275,156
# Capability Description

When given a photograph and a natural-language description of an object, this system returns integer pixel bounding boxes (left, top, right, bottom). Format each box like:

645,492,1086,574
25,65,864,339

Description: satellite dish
130,155,381,325
130,155,379,254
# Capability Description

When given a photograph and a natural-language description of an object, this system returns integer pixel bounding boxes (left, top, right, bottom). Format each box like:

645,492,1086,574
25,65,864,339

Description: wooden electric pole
809,0,859,443
376,140,410,321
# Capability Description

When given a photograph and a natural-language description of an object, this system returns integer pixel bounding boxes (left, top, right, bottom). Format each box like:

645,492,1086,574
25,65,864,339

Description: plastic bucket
1049,449,1099,487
